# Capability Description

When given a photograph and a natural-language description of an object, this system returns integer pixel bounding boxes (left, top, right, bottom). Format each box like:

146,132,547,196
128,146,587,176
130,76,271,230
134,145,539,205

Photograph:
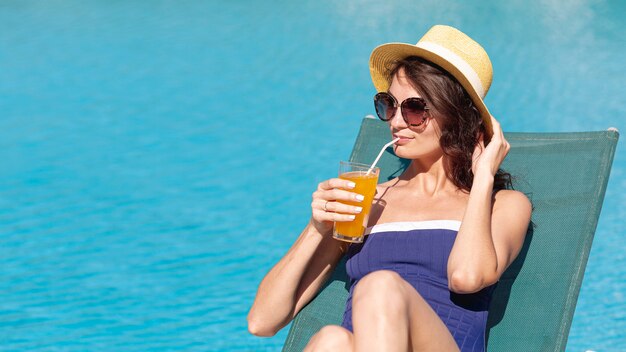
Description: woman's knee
304,325,352,351
353,270,410,312
354,270,406,298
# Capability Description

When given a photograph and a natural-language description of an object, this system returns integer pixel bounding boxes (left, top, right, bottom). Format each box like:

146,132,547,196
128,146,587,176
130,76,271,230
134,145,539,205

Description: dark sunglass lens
374,93,396,121
403,98,427,126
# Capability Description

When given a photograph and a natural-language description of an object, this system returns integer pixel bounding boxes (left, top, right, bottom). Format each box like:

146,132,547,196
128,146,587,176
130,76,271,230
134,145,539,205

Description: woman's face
387,68,444,161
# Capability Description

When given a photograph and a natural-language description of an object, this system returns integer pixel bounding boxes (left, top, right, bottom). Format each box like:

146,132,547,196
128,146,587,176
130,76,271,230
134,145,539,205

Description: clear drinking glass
332,161,380,243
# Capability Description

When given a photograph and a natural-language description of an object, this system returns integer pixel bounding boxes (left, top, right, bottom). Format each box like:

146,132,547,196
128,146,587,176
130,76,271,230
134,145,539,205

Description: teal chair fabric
282,117,619,352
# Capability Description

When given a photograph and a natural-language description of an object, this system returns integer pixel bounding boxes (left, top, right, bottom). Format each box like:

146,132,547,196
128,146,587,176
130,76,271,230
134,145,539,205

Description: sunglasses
374,92,430,127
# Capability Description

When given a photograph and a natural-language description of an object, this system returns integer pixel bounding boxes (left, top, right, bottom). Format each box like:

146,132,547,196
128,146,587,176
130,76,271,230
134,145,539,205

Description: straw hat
369,25,494,137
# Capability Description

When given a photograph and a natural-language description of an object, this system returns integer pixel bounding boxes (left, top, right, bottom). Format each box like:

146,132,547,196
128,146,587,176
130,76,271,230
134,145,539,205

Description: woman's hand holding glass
310,179,365,235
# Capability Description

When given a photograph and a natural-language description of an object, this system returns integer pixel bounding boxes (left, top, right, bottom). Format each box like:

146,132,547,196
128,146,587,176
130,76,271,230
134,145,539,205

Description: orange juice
333,169,379,243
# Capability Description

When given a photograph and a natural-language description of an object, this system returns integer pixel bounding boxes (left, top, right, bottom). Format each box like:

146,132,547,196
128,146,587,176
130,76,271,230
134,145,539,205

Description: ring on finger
323,200,329,211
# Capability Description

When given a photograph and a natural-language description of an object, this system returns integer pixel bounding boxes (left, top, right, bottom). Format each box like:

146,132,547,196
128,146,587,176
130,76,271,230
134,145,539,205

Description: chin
393,145,419,159
393,144,440,160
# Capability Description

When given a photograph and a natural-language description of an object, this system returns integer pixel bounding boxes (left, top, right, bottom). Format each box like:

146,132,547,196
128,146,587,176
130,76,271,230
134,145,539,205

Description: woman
248,25,532,351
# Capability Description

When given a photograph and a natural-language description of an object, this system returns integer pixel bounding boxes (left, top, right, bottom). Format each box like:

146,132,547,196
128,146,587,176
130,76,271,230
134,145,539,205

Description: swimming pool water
0,1,624,350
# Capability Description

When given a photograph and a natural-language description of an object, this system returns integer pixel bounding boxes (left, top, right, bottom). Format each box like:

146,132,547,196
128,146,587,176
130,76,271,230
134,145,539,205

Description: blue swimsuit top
341,220,496,352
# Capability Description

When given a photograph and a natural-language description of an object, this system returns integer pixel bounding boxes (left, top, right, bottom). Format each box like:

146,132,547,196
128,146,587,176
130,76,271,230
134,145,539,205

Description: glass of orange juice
333,161,380,243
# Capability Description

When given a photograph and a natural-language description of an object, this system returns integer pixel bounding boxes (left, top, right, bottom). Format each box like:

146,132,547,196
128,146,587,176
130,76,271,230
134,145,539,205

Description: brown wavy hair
388,56,513,192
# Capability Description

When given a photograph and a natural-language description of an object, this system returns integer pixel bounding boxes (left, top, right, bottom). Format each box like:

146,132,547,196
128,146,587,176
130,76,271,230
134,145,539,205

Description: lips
393,134,413,145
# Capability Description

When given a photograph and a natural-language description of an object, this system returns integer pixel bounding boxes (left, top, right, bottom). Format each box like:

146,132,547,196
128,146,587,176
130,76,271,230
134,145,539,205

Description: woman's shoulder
375,178,403,199
493,189,532,213
377,177,401,190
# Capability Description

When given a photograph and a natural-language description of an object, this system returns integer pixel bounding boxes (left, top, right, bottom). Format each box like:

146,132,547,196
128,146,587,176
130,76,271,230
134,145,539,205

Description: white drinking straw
367,138,400,175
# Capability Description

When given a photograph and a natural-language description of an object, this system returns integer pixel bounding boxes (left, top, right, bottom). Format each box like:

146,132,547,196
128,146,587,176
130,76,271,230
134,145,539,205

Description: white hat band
415,41,486,98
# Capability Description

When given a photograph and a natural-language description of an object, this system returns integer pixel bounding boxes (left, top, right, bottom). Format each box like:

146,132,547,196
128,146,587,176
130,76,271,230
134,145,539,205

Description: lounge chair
282,117,619,351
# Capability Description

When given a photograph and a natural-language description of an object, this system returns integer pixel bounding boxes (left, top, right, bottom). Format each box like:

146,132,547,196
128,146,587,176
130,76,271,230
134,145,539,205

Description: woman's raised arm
447,116,532,293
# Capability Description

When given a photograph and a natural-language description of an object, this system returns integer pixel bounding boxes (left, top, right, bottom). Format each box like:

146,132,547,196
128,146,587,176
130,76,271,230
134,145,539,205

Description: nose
389,106,407,129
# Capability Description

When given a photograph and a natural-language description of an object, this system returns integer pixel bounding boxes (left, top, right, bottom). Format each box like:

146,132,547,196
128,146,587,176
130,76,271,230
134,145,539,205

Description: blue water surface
0,1,624,351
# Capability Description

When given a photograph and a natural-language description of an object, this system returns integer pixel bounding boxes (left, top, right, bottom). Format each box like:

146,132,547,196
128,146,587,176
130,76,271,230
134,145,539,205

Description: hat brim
369,43,493,139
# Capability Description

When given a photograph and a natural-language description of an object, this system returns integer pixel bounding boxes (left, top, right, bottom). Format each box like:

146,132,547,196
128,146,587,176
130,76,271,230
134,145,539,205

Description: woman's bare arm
447,180,531,293
247,178,363,336
447,116,532,293
247,221,347,336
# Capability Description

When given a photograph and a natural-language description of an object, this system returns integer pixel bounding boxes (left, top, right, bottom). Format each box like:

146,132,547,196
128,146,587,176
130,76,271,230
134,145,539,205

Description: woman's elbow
247,313,279,337
448,270,494,294
247,319,277,337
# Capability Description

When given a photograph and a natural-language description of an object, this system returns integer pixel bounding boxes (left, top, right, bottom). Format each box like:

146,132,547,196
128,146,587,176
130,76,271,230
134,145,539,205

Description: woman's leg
303,325,354,352
351,270,459,352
